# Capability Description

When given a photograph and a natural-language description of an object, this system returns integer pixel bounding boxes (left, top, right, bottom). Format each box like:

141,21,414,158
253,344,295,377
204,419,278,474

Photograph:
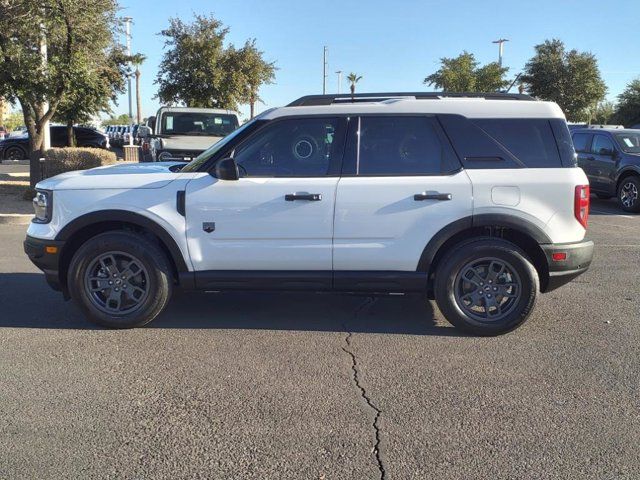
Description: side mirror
214,157,239,180
147,116,156,133
137,126,151,138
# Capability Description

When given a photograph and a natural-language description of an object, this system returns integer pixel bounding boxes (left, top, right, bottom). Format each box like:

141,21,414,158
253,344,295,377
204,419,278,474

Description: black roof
287,92,535,107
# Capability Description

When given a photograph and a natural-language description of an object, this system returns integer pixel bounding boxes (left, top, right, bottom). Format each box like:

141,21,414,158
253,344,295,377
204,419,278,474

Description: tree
423,51,509,92
347,73,362,98
3,110,24,131
0,0,120,186
130,53,146,124
156,15,275,112
587,101,616,125
612,79,640,127
521,39,607,122
54,48,128,146
231,40,276,119
102,113,131,127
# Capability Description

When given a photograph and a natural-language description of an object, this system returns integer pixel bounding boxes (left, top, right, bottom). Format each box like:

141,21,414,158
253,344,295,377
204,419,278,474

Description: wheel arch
418,214,551,296
55,210,190,291
615,167,640,191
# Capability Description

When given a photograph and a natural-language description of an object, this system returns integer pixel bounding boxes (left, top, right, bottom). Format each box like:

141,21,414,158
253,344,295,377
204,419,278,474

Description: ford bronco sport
24,92,594,335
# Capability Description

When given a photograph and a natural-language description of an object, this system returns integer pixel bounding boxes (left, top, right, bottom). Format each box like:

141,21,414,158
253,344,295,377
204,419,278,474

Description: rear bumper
24,235,66,293
541,239,594,292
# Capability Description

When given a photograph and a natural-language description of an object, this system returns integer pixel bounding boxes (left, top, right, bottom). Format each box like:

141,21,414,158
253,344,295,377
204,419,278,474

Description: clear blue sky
113,0,640,121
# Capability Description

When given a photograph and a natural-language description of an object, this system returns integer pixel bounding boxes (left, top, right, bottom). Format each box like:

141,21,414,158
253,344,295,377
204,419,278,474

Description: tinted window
571,133,591,153
615,132,640,153
591,134,615,154
233,117,344,177
473,119,561,167
348,116,458,175
161,112,238,136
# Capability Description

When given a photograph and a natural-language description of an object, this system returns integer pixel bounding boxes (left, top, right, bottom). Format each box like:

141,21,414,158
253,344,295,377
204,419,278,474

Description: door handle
414,192,452,201
285,193,322,201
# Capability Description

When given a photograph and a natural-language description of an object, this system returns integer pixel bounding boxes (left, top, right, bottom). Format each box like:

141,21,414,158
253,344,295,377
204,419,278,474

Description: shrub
43,148,117,179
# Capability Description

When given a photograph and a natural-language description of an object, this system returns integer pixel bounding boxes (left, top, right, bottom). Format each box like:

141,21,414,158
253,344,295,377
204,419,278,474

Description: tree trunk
350,83,355,100
249,91,256,119
135,69,142,124
28,131,45,188
66,120,75,147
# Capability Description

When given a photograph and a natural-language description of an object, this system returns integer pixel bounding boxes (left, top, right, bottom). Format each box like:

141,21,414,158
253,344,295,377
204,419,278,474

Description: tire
434,237,539,336
68,231,173,328
617,176,640,213
595,193,613,200
4,146,27,161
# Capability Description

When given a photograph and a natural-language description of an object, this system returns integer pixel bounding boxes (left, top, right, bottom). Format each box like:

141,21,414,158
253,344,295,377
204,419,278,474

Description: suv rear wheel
617,176,640,213
68,231,173,328
434,238,539,336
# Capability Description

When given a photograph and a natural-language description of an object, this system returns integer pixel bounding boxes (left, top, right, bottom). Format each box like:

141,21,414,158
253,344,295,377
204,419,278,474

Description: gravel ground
0,197,639,479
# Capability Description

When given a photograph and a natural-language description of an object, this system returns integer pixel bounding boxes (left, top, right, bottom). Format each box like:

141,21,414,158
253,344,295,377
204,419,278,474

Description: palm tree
347,73,362,99
129,53,146,124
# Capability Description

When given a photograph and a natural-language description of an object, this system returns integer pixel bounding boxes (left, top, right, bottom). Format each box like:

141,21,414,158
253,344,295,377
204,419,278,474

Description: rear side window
343,116,460,175
472,119,561,168
571,133,591,153
591,134,615,155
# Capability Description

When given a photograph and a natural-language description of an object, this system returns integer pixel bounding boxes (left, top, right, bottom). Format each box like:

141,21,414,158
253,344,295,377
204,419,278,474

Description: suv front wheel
435,238,539,336
68,231,173,328
617,176,640,213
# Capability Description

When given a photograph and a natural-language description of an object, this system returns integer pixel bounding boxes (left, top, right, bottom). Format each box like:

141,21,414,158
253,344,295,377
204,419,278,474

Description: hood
160,135,223,152
36,161,184,191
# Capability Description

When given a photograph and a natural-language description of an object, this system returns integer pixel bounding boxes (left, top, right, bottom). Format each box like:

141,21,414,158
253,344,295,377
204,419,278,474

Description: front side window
591,134,615,155
347,116,457,175
571,133,591,153
615,132,640,153
233,117,344,177
160,112,239,136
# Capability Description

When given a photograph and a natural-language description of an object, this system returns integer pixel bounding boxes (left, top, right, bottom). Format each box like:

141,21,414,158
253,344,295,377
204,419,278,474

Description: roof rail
287,92,535,107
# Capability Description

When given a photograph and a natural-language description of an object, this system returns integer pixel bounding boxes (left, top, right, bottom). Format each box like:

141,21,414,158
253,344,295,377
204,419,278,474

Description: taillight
574,185,590,229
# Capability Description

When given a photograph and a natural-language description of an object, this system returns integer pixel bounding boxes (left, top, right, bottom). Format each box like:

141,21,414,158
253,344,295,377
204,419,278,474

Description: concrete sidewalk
0,162,34,225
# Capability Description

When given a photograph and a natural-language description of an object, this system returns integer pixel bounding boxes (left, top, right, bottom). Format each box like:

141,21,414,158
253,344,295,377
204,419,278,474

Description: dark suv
572,128,640,212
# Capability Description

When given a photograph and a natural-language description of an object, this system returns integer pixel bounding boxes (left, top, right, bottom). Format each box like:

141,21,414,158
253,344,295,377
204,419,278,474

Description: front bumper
541,239,594,292
24,235,66,293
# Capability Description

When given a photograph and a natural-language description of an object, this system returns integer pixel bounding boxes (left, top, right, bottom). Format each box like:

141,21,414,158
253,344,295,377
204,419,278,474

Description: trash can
123,145,140,163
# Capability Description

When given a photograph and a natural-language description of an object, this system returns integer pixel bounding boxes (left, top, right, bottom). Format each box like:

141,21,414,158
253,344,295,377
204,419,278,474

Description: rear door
572,132,594,180
333,115,473,275
590,133,618,192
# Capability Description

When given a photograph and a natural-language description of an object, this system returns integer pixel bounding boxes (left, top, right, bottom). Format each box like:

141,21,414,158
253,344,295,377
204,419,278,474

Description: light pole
335,70,342,94
492,38,509,67
323,46,328,94
123,17,134,146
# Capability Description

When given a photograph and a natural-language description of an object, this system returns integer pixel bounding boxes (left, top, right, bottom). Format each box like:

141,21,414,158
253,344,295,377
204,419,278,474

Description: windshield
615,132,640,153
181,119,262,172
160,112,239,136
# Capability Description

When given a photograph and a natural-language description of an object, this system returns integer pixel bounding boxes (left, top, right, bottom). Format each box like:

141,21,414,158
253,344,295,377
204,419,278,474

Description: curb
0,214,34,225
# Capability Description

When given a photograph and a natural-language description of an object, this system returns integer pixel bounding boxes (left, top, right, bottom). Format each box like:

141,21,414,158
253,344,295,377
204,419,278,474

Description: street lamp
492,38,509,67
335,70,343,94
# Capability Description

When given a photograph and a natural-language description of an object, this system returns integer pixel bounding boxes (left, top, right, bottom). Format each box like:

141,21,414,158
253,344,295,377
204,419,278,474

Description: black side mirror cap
213,157,239,180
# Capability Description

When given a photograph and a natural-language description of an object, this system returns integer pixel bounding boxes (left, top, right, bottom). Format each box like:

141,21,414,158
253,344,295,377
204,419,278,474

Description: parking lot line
590,209,635,219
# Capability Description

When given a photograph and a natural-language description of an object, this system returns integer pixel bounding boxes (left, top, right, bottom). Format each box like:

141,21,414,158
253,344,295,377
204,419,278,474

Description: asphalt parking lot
1,199,639,479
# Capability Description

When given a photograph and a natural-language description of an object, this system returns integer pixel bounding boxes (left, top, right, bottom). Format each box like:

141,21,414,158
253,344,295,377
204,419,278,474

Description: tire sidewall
617,176,640,213
6,146,26,161
435,239,538,335
68,232,172,328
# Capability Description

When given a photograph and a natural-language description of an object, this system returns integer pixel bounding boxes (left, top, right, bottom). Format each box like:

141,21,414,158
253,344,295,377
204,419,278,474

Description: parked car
0,126,108,160
572,127,640,212
24,92,593,335
149,107,240,161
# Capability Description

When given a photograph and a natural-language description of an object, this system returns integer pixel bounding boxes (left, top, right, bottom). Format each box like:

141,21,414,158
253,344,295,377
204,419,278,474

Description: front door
185,116,347,276
333,115,473,274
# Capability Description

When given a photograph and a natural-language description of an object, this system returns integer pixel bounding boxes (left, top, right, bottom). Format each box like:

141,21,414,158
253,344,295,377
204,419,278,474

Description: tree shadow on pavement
0,273,465,336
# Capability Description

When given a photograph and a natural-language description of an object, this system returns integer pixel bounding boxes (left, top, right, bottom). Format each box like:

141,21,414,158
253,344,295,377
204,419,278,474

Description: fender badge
202,222,216,233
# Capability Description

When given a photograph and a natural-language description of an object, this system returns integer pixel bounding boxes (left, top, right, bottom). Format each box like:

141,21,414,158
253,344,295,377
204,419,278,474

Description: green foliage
347,73,362,95
155,14,275,111
521,39,607,122
0,0,121,185
3,110,25,131
585,101,616,125
43,147,116,178
612,79,640,127
103,114,131,127
424,51,509,92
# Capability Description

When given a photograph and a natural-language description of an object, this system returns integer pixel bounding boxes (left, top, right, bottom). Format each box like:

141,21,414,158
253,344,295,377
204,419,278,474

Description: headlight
32,190,52,224
158,151,173,161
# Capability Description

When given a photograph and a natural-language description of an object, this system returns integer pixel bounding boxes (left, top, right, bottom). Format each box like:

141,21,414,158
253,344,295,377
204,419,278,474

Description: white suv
24,92,594,335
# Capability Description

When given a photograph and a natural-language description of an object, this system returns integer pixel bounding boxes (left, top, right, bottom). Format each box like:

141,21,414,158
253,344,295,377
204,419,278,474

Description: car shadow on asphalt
0,273,465,336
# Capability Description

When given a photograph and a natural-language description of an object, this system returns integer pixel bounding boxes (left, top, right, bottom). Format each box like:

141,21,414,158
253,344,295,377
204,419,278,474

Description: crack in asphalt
342,297,386,480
